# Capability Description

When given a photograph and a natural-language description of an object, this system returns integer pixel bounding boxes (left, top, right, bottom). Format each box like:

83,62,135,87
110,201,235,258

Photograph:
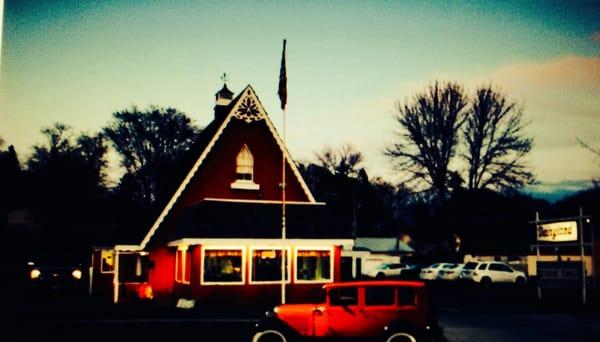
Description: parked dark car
27,261,86,293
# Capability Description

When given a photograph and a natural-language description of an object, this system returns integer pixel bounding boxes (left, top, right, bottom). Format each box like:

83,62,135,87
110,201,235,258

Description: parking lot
5,272,600,341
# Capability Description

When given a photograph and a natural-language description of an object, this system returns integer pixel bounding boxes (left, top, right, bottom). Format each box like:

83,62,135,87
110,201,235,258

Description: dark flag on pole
278,39,287,110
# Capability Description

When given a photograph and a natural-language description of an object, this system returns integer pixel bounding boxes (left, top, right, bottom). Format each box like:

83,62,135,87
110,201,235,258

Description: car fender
382,320,424,339
253,317,298,338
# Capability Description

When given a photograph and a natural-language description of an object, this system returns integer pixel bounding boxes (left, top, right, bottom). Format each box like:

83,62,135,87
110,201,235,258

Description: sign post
532,209,591,304
579,207,586,305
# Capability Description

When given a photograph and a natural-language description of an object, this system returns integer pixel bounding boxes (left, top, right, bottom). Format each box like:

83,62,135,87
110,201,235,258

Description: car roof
323,280,426,289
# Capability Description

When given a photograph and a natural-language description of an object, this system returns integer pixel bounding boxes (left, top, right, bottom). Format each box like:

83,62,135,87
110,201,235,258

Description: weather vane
221,73,229,85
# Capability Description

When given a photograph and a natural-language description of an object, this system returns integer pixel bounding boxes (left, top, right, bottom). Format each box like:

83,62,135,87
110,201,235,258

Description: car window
477,263,488,270
430,263,440,268
397,287,416,306
365,287,395,306
329,287,358,306
443,264,456,269
464,262,478,270
489,263,513,272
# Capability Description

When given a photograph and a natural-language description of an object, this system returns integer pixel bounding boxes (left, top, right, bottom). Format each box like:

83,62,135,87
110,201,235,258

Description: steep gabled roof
138,85,316,249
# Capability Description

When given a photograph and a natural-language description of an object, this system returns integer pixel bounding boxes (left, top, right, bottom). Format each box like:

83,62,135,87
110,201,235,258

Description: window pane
365,287,395,306
296,250,331,281
252,249,288,282
101,251,114,273
397,287,416,306
478,263,488,270
203,249,243,282
329,287,357,306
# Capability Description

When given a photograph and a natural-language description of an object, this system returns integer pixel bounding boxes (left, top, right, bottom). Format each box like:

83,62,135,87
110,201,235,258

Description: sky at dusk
1,0,599,198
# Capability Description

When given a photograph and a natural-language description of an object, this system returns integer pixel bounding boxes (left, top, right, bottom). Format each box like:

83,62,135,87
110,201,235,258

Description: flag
278,39,287,110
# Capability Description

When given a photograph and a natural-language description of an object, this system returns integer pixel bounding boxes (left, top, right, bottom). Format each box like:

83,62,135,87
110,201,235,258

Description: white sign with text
537,220,578,242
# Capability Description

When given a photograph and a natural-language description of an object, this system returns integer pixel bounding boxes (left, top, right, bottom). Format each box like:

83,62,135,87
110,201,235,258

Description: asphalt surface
6,280,600,341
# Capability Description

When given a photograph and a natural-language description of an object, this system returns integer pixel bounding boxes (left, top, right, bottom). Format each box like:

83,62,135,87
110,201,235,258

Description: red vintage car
252,280,442,342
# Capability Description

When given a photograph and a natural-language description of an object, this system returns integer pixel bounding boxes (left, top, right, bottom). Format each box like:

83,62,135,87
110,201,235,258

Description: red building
91,84,353,309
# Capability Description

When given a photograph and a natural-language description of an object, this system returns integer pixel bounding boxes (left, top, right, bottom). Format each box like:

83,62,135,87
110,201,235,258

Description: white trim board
168,238,354,249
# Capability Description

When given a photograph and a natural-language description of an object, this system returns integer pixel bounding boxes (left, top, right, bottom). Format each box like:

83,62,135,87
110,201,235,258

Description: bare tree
103,106,202,205
385,81,468,201
315,144,364,178
577,137,600,185
577,137,600,157
463,86,534,191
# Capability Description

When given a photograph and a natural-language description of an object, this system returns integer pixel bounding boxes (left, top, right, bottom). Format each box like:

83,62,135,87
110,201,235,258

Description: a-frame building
91,84,353,308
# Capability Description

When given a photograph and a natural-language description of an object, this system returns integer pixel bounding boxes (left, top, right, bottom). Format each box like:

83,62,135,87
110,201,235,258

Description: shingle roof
170,199,353,240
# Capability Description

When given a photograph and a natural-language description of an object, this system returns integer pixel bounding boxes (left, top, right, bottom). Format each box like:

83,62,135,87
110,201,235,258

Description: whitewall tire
386,331,418,342
252,329,287,342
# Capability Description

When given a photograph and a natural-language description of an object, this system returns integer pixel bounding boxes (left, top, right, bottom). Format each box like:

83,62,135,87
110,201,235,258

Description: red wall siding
176,119,309,209
148,247,175,300
333,245,342,282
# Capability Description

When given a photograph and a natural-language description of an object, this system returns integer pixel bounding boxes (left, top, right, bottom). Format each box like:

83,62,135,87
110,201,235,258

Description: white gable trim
168,238,354,249
241,87,316,203
139,85,316,249
203,197,325,206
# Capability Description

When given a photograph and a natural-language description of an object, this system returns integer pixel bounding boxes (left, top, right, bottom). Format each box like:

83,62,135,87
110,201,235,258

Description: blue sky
1,0,599,196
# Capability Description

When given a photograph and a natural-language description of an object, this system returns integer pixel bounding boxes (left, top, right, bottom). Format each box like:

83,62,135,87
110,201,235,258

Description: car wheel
376,272,386,279
480,277,492,287
252,329,288,342
515,276,525,285
385,331,418,342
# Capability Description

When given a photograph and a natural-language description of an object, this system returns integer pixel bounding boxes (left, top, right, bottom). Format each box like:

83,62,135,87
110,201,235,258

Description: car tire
515,276,525,285
376,272,386,279
480,277,492,287
252,329,289,342
385,330,419,342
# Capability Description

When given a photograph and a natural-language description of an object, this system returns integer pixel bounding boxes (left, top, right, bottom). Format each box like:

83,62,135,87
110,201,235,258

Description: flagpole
279,39,288,305
281,105,287,305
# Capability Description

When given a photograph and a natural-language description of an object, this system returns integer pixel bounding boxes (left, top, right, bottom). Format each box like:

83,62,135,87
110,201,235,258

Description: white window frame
294,246,334,284
175,246,190,284
249,247,292,285
201,246,246,286
231,144,260,190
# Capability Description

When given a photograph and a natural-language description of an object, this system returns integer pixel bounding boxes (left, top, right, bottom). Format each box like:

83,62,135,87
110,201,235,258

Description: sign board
537,261,582,288
537,220,578,242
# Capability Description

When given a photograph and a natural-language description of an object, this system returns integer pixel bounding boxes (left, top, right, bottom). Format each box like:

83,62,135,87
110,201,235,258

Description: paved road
440,308,600,342
7,281,600,341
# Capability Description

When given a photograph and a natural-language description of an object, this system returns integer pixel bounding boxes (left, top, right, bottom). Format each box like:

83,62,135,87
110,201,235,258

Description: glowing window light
72,269,82,280
30,269,41,279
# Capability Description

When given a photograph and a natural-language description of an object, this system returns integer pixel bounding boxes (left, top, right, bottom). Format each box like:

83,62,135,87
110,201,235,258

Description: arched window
231,144,260,190
236,144,254,180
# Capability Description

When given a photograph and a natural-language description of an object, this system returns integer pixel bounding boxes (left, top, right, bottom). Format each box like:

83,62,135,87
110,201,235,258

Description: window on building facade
101,250,114,273
251,248,289,283
296,249,331,282
203,249,244,284
175,248,190,284
236,144,253,180
231,144,260,190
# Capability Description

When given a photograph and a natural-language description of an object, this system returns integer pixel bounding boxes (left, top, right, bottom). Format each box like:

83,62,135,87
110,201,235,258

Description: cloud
593,32,600,42
483,55,600,90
